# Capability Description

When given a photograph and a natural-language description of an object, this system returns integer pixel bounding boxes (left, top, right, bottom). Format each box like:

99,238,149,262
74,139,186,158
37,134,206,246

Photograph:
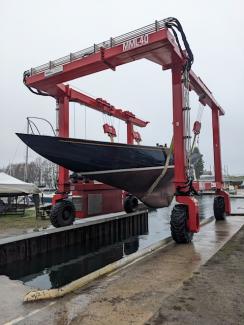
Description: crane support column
172,63,199,233
212,106,231,214
57,95,70,194
171,64,186,186
212,107,223,188
127,122,134,145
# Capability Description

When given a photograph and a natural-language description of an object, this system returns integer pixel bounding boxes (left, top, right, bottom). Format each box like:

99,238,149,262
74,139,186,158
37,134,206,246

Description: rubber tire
214,196,226,221
124,196,139,213
50,200,75,228
170,204,193,244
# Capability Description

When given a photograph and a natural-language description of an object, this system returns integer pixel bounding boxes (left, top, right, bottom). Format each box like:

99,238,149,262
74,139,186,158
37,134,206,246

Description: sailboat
16,133,175,208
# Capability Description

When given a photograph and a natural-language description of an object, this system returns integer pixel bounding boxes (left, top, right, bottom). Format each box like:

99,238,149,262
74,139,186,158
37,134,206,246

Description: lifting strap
142,138,173,200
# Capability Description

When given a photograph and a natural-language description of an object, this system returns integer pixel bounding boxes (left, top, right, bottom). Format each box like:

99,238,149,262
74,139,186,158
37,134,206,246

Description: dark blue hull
17,134,173,172
16,133,175,208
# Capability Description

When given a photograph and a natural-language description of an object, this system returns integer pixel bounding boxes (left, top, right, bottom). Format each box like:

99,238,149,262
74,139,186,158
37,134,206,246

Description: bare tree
4,158,57,188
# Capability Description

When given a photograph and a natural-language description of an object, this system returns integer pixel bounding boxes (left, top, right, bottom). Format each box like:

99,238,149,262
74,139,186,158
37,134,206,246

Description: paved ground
1,216,244,325
147,223,244,325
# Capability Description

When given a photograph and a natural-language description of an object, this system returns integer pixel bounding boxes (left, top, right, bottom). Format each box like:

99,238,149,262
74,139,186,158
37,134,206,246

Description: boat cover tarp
0,172,40,195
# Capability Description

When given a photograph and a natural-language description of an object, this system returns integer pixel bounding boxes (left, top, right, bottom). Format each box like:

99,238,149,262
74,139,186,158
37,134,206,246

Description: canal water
0,196,243,289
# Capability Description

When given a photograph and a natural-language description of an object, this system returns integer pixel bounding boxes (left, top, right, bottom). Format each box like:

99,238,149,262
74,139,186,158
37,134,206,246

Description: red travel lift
23,17,231,243
50,84,148,221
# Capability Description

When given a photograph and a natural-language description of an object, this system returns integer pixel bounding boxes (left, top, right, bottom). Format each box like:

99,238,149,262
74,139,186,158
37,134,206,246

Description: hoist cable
182,68,192,177
23,72,50,97
165,17,194,71
142,138,173,199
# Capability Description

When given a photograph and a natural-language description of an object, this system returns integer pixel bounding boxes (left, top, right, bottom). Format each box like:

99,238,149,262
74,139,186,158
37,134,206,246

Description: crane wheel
124,195,139,213
170,204,193,244
50,200,75,228
214,196,226,220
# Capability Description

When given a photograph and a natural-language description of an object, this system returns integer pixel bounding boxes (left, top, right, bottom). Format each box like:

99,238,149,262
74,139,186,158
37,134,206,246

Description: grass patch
0,208,50,231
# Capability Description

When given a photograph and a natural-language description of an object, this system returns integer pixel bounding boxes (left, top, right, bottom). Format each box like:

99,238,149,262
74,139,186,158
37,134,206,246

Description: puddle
0,196,243,289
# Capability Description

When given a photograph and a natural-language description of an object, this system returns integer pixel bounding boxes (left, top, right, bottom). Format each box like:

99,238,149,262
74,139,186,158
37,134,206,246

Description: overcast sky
1,0,243,174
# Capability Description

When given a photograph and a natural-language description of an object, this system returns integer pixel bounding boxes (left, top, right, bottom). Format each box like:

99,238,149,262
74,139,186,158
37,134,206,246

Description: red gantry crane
43,83,148,219
51,83,148,219
23,17,230,243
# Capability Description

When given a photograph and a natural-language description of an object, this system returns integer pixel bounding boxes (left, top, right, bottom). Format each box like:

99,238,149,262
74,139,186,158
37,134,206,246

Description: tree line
3,158,57,188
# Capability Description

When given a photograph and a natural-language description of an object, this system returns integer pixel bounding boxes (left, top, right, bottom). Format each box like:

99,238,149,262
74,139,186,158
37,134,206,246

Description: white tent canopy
0,172,40,195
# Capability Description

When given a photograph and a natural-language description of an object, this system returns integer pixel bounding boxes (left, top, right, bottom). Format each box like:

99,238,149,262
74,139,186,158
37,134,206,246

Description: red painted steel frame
177,196,200,232
172,63,187,186
171,63,200,232
127,122,134,144
57,95,70,194
25,22,230,227
212,107,223,188
55,84,148,128
212,107,231,214
70,183,123,218
171,65,230,228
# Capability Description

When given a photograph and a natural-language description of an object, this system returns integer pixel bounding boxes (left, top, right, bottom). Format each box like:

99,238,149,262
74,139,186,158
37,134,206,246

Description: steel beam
57,94,69,193
212,107,223,187
171,63,187,186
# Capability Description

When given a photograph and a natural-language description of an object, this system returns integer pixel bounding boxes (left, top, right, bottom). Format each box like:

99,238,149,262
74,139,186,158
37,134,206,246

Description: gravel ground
146,225,244,325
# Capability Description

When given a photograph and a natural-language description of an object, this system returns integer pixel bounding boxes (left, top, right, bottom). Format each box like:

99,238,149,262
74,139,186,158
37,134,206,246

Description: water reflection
0,196,243,289
0,237,143,289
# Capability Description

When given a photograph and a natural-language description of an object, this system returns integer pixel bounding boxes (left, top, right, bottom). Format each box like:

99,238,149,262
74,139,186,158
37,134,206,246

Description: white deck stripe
80,165,174,176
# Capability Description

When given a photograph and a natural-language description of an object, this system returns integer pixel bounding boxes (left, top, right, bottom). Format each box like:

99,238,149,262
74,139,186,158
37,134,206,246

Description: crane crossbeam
56,84,148,127
25,19,169,77
24,18,224,115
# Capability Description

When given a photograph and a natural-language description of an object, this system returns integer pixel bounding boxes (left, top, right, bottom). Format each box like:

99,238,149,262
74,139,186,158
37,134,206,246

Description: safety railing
26,18,169,76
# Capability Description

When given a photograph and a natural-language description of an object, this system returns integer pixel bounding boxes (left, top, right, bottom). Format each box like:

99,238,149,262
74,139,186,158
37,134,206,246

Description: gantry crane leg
212,107,231,220
170,63,200,243
170,63,231,243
